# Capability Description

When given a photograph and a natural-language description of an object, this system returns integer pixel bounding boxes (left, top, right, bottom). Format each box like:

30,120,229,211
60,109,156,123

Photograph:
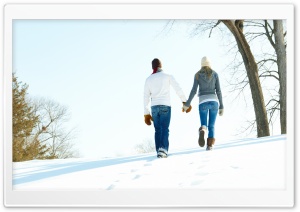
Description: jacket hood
198,71,214,82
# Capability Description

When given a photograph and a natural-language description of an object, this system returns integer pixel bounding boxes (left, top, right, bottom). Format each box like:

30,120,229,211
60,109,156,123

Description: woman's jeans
199,101,218,138
151,105,171,154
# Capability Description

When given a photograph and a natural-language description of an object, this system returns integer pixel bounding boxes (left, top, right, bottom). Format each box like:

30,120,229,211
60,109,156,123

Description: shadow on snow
13,134,285,185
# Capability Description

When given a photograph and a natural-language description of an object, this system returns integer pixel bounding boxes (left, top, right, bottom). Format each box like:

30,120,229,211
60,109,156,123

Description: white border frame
3,3,294,207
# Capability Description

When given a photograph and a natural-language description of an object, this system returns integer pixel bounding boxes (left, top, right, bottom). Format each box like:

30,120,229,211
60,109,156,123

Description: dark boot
206,138,215,151
198,126,206,147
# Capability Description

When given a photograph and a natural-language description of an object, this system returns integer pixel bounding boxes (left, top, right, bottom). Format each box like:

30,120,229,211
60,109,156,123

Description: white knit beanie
201,56,211,67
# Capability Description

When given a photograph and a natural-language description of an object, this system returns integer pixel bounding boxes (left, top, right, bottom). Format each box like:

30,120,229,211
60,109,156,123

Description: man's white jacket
144,69,187,115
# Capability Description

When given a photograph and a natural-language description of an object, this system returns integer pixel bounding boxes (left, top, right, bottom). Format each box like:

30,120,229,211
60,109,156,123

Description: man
144,58,191,158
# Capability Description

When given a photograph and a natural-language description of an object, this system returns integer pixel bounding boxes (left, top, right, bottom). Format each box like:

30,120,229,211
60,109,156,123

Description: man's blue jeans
199,101,218,138
151,105,171,154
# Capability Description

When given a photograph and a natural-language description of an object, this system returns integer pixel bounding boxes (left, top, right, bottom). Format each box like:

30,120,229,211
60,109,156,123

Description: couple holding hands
144,57,224,158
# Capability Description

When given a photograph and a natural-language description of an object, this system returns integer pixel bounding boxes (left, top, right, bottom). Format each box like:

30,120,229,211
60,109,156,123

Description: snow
13,135,286,191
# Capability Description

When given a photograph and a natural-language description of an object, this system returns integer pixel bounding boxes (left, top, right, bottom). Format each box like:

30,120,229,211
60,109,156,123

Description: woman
182,56,224,151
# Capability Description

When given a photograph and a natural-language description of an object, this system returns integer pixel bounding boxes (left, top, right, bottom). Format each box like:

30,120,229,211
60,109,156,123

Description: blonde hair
196,66,213,80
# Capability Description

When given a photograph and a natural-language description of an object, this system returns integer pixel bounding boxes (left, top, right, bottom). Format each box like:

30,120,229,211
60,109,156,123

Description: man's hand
144,114,153,125
182,102,192,113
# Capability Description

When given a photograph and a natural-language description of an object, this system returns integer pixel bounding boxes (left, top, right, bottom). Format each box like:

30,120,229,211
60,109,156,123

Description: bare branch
30,97,78,159
257,58,277,65
259,71,280,81
264,20,276,49
209,20,221,38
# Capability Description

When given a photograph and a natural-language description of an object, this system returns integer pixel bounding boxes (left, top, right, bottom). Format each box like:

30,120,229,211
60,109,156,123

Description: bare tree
31,97,79,159
135,139,155,154
273,20,287,134
221,20,270,137
224,20,286,134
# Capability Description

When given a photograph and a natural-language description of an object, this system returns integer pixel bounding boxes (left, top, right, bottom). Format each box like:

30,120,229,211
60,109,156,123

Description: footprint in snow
191,180,204,186
106,184,115,190
131,169,138,173
196,172,209,176
197,165,205,169
144,163,152,167
133,175,141,180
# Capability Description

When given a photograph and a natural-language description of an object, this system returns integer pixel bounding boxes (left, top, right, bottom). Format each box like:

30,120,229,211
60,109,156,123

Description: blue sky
12,19,279,158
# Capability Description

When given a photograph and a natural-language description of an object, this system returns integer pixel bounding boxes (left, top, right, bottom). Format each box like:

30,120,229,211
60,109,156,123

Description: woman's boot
198,126,207,147
206,138,215,151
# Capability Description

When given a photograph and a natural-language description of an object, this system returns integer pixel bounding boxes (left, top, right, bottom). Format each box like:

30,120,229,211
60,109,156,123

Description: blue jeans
151,105,171,154
199,101,218,138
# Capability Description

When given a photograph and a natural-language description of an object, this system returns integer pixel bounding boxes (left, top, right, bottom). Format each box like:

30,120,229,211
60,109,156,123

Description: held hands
144,114,153,126
182,102,192,113
219,109,224,116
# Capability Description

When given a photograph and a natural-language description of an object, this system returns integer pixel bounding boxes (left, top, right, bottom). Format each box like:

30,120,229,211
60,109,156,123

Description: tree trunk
273,20,287,134
222,20,270,137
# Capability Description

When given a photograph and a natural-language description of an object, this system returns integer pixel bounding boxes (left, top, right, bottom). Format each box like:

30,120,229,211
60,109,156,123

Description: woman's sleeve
215,74,224,109
185,75,198,107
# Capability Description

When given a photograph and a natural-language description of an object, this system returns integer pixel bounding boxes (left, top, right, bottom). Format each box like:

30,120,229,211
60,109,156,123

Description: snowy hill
13,135,286,190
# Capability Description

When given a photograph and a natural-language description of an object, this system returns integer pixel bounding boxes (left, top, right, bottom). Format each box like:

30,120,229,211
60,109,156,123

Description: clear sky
12,19,280,158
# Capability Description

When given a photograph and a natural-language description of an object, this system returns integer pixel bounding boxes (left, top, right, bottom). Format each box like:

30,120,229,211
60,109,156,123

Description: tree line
13,73,79,162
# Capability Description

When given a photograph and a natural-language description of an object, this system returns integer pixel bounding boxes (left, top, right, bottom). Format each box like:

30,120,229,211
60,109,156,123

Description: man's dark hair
152,58,161,70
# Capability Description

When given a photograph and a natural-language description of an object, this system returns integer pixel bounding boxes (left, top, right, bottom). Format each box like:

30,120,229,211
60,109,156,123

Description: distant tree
12,73,79,161
31,98,79,159
12,73,42,162
135,139,155,154
22,138,50,160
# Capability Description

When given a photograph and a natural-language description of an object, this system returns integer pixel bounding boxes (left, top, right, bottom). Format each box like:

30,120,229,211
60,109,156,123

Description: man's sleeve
144,80,151,115
169,75,187,103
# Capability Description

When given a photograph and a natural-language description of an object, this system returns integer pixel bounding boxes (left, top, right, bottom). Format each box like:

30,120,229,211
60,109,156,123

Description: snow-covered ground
13,135,286,190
